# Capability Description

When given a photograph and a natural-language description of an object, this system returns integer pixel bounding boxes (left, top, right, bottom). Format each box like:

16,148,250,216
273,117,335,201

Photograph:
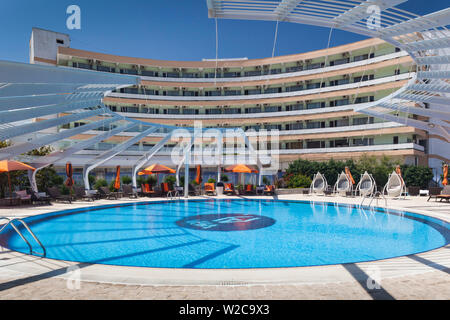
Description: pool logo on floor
176,214,276,231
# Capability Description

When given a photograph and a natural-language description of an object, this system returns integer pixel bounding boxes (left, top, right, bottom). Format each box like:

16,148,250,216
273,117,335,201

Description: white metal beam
131,133,173,188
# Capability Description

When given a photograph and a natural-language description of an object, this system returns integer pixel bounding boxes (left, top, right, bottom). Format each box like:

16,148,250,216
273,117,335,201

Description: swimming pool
0,200,448,269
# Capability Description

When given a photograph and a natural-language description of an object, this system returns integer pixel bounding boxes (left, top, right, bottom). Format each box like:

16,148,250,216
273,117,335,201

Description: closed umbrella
195,165,202,185
443,164,448,186
65,162,74,188
114,166,121,191
0,160,35,204
345,166,355,185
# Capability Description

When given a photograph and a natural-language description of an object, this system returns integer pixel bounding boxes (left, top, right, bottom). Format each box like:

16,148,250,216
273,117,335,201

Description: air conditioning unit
133,65,139,70
256,66,261,70
343,74,349,79
343,52,350,57
305,59,312,64
343,96,349,99
223,68,229,72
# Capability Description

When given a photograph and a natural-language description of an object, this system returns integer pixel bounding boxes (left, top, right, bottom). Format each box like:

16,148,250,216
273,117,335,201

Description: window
265,87,282,94
97,65,115,73
244,70,262,77
56,39,64,45
393,136,399,144
285,85,303,92
286,66,303,73
224,90,241,96
182,109,199,115
329,58,349,66
205,109,222,115
354,74,374,82
244,107,262,114
223,108,241,114
329,79,349,86
286,104,303,111
306,102,325,109
265,106,281,112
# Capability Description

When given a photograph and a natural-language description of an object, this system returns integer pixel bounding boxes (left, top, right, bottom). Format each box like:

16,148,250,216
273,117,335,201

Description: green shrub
137,176,146,187
207,178,216,184
60,185,70,195
146,175,157,186
164,175,176,188
88,175,96,189
263,177,271,185
94,179,108,191
285,174,312,189
220,174,229,182
122,176,132,185
402,165,433,189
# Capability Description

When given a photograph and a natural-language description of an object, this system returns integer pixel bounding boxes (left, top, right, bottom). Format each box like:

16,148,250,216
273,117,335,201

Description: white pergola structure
207,0,450,141
0,60,262,197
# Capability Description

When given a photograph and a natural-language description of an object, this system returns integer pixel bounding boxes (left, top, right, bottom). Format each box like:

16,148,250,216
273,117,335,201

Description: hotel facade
29,28,434,175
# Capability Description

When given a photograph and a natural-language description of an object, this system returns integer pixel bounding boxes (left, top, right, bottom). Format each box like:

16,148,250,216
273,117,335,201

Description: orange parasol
224,164,258,185
443,164,448,186
114,166,121,190
345,167,355,185
0,160,35,202
224,164,258,173
195,165,202,185
138,164,175,175
138,164,175,187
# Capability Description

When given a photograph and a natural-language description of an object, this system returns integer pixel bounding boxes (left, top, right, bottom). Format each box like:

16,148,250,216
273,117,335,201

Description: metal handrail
0,217,46,257
167,190,180,200
360,191,387,208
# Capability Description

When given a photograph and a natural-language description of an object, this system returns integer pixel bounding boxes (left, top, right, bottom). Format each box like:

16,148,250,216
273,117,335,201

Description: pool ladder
167,190,181,200
0,217,46,257
360,191,387,208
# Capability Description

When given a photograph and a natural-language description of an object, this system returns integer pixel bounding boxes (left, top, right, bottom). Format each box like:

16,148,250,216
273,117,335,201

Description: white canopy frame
207,1,450,142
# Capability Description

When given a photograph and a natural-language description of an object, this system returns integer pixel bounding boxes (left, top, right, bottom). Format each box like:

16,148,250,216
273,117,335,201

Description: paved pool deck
0,194,448,300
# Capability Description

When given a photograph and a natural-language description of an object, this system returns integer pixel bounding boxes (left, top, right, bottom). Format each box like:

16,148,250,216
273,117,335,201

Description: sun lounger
161,183,172,197
428,185,450,202
123,184,138,198
47,187,72,203
264,185,276,196
141,184,156,197
15,190,32,205
99,187,119,200
204,183,217,196
73,186,95,202
31,191,51,205
245,184,255,195
224,183,235,195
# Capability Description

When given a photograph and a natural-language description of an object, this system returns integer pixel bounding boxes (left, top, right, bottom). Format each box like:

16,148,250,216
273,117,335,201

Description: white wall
30,28,70,65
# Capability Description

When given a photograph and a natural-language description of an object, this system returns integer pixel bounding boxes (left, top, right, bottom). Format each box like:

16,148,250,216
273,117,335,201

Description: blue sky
0,0,448,63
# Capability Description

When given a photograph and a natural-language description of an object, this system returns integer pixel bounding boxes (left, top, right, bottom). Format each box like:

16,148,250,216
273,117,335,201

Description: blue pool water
0,200,448,269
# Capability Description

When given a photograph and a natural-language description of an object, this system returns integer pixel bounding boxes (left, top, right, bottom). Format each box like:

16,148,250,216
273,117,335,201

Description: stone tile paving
0,270,448,300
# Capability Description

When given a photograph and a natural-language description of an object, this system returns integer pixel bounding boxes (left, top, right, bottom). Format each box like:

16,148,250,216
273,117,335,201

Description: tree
402,166,433,189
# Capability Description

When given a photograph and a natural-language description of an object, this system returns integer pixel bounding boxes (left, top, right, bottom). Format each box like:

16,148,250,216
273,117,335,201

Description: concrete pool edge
0,195,449,286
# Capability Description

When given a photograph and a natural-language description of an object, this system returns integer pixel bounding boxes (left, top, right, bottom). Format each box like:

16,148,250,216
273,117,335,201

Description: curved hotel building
30,28,430,174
